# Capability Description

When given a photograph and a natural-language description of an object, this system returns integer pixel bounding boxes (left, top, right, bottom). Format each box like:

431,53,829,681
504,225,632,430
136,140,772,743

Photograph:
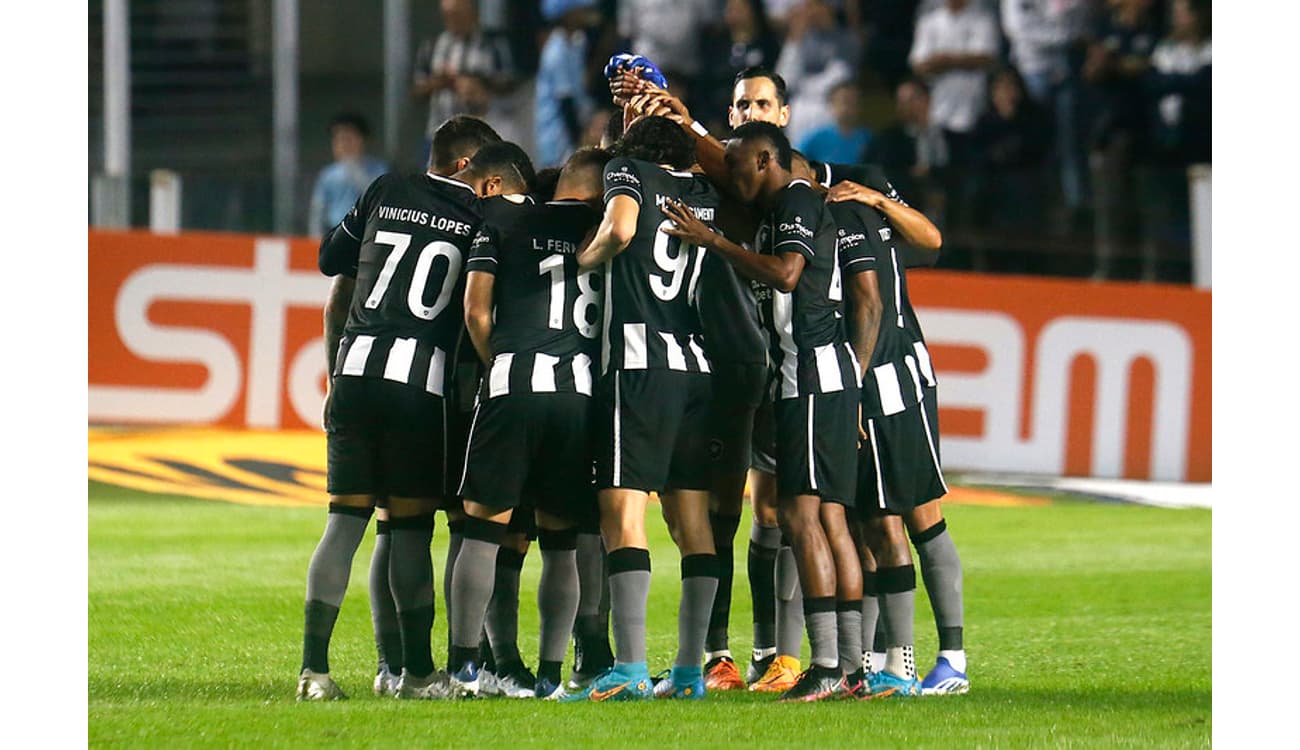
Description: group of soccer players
297,56,969,705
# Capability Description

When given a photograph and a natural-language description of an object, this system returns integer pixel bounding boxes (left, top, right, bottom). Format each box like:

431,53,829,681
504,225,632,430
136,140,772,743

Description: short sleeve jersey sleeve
770,184,822,261
466,224,499,275
603,157,644,206
831,203,880,277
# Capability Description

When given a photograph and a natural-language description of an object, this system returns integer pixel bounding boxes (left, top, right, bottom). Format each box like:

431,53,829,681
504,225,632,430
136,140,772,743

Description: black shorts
855,398,948,516
445,361,483,499
326,376,449,498
750,384,777,476
707,362,768,478
773,389,859,506
594,369,712,493
458,392,596,526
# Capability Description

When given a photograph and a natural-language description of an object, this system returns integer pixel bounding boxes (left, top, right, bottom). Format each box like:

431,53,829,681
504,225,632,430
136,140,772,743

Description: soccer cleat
450,661,482,697
395,669,458,700
651,666,705,700
746,653,775,685
488,663,537,699
704,656,746,691
372,666,400,697
839,671,871,700
535,675,567,700
568,637,615,691
748,654,800,693
920,656,970,696
297,669,346,701
868,670,922,698
561,662,655,703
777,666,845,703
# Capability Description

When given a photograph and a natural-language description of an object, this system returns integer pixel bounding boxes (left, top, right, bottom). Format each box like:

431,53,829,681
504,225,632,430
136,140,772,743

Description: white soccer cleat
493,670,536,698
373,667,400,697
395,669,458,700
297,669,347,701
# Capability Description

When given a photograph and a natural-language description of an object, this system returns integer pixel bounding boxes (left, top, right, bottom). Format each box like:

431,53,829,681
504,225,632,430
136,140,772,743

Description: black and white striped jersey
466,195,603,398
319,171,483,398
754,179,860,400
600,157,721,375
830,199,933,419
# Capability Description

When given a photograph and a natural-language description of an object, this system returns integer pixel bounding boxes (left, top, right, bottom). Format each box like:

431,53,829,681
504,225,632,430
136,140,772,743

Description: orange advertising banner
88,230,1211,482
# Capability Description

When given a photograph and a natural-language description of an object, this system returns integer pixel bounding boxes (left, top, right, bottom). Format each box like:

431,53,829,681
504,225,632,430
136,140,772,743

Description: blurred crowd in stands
321,0,1211,282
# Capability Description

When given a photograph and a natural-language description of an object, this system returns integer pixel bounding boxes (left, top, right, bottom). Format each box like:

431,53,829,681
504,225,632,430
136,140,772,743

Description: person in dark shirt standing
299,135,534,702
662,122,862,703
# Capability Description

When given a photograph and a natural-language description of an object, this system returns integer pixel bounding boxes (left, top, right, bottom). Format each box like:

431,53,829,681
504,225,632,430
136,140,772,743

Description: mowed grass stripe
88,481,1211,748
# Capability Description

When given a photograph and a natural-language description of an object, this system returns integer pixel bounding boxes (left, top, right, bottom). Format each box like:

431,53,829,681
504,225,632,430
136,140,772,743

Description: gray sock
837,602,863,676
302,507,371,673
880,590,915,649
449,537,499,651
675,555,720,669
538,547,579,664
804,599,839,670
607,548,652,665
442,526,465,663
775,546,805,659
860,594,880,670
369,524,402,673
389,517,436,676
487,548,524,667
914,524,965,650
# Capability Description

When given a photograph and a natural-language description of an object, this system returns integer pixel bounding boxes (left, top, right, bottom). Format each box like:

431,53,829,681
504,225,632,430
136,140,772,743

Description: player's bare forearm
577,196,638,269
876,199,943,253
846,272,883,383
661,198,800,291
323,275,354,374
464,271,495,367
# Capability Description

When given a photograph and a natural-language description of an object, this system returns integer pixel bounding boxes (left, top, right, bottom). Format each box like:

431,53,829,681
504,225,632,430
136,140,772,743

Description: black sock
369,521,402,674
705,512,741,654
487,547,525,667
748,524,781,653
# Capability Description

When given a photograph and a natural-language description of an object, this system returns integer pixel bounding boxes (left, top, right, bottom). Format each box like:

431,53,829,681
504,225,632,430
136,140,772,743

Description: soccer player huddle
297,56,969,705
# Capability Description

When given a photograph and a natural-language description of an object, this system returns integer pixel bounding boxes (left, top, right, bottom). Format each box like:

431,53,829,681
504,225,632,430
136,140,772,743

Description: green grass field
88,480,1211,748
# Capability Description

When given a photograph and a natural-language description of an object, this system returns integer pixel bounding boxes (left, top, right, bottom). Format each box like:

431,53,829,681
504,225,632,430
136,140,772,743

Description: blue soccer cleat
867,669,922,698
561,662,655,703
652,666,706,700
920,656,970,696
449,661,482,698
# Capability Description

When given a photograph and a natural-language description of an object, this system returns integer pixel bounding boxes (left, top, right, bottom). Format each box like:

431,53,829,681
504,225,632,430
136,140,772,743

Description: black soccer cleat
777,665,846,703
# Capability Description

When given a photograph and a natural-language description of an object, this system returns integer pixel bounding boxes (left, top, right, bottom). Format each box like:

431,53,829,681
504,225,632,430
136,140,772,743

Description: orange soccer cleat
704,656,746,691
747,655,801,693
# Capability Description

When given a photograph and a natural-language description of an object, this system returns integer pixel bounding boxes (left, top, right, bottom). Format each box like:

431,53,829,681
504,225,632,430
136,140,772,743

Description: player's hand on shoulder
661,198,716,248
827,180,884,209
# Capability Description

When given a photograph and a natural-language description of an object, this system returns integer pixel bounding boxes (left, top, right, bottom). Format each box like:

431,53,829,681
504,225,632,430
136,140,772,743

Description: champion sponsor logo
778,221,815,239
838,231,866,248
605,170,640,185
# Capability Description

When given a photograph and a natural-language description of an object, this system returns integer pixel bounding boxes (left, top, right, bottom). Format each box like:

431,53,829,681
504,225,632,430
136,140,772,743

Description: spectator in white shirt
908,0,1000,135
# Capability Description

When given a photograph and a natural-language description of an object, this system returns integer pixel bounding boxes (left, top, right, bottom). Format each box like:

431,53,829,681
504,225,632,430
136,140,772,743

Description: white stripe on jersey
873,364,906,416
661,332,688,371
845,342,862,386
806,394,818,491
814,344,845,393
624,323,648,369
867,418,886,510
456,401,482,497
601,262,614,374
773,291,799,399
531,353,559,392
426,347,446,396
890,248,905,328
342,335,374,376
688,336,711,374
914,341,937,387
904,355,926,401
384,338,416,383
489,353,514,397
573,353,593,396
613,374,623,486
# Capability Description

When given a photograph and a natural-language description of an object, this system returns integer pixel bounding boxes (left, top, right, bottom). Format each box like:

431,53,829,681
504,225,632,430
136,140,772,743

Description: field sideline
88,476,1210,747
